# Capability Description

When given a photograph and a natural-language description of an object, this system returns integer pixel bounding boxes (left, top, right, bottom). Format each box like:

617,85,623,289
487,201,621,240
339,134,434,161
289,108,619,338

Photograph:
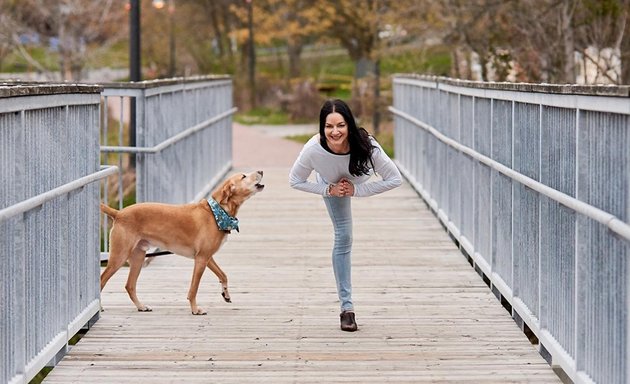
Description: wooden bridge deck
43,123,560,383
43,163,561,383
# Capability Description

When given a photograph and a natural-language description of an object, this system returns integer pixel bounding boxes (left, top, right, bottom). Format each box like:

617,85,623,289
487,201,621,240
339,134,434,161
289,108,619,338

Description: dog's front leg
188,257,208,315
206,257,231,303
126,249,152,312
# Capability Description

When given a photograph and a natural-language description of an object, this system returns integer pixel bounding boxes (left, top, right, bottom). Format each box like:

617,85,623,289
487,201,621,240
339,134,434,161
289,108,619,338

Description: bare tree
2,0,126,81
621,3,630,83
438,0,517,81
165,0,238,76
0,11,17,71
438,0,629,84
506,0,569,82
573,0,628,84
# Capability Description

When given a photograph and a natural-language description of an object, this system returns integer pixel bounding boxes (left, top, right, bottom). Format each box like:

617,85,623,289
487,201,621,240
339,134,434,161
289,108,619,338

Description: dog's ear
219,181,235,205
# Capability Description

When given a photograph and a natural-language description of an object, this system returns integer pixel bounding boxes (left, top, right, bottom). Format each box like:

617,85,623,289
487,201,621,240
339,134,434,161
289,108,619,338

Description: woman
289,99,402,332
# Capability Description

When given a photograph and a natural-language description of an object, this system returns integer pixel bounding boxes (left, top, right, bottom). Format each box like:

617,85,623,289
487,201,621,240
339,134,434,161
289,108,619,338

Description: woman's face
324,112,349,149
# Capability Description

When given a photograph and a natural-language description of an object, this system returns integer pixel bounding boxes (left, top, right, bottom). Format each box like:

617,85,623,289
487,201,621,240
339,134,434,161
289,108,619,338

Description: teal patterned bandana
207,199,239,233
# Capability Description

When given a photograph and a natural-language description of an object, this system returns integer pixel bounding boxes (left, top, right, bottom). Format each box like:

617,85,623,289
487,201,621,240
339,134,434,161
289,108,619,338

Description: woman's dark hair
319,99,376,176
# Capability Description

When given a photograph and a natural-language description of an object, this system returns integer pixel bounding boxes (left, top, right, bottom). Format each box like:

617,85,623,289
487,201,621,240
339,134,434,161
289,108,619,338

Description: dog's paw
222,292,232,303
192,308,207,315
137,306,153,312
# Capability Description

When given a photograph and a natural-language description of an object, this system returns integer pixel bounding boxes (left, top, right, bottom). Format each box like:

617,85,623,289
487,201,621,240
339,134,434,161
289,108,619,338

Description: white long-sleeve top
289,134,402,197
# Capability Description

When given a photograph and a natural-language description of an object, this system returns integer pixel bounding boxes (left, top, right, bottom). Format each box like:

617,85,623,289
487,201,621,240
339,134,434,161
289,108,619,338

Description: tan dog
100,171,264,315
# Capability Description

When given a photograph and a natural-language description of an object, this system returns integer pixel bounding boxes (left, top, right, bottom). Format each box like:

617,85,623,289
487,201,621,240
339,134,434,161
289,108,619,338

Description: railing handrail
393,76,630,115
100,107,237,154
99,75,231,90
0,166,118,222
393,73,630,97
0,83,103,98
389,106,630,242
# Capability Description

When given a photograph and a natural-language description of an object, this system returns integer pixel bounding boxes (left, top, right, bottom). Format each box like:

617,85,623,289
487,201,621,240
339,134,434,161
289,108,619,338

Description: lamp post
245,0,255,108
129,0,141,168
129,0,141,82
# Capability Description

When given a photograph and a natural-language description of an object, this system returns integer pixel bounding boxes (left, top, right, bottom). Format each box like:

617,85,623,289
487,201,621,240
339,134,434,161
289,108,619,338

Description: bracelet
326,183,334,197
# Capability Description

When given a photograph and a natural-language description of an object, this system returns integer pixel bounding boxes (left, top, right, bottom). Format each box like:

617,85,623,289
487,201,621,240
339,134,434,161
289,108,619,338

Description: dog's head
213,171,264,214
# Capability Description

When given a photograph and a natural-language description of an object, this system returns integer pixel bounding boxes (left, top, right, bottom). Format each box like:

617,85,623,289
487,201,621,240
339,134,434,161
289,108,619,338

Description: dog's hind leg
126,248,152,312
100,261,123,292
188,257,208,315
206,257,231,303
100,235,132,291
100,231,133,311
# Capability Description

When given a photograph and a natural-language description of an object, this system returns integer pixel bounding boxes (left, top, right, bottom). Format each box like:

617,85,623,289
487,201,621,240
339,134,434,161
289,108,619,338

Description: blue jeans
323,196,353,312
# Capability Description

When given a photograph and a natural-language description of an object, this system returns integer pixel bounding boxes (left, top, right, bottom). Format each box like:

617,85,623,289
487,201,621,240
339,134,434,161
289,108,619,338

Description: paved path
43,124,561,383
232,123,315,169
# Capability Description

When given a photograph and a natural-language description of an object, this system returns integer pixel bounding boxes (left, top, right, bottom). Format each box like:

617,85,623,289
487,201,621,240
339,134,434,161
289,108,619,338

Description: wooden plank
43,167,561,383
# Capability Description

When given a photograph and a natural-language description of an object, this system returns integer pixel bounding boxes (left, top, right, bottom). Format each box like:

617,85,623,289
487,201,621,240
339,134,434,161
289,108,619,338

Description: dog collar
207,199,239,233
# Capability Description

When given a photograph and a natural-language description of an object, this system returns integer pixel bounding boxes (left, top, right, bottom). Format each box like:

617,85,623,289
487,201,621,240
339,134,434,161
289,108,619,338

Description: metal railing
0,84,117,384
1,76,235,383
390,75,629,384
99,76,234,259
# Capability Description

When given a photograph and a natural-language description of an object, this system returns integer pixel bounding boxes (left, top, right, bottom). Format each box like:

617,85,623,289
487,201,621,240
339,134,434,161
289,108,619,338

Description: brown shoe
340,311,358,332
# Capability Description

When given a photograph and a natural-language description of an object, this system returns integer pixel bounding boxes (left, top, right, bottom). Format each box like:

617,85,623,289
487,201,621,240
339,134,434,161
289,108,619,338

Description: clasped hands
328,178,354,197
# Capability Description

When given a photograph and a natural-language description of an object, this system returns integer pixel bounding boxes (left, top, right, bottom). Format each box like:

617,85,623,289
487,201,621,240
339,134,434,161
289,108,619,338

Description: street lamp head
152,0,166,9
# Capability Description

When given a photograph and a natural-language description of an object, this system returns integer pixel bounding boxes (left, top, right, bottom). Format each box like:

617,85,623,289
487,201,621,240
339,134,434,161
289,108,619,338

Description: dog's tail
100,203,119,219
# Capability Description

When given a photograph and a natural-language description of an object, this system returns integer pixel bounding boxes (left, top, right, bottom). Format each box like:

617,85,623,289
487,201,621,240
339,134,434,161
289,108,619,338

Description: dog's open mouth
255,183,265,191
